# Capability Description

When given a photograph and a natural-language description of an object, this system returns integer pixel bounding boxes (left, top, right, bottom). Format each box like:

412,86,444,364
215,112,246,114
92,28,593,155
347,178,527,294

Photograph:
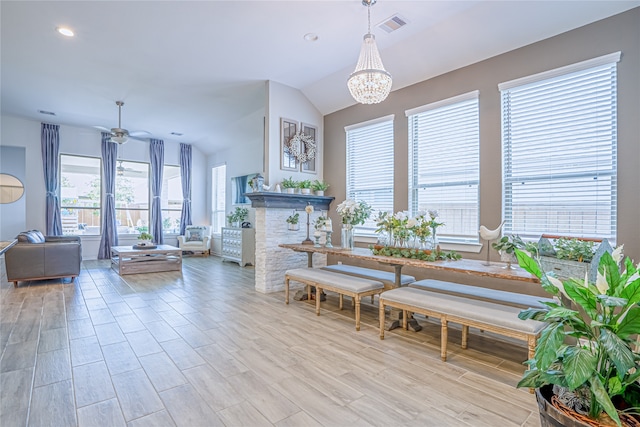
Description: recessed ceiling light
303,33,318,42
56,27,74,37
38,110,56,116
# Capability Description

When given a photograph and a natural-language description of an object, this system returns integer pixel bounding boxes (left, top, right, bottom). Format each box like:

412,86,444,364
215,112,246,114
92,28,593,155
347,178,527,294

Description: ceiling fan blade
129,135,150,142
93,125,112,133
129,130,151,138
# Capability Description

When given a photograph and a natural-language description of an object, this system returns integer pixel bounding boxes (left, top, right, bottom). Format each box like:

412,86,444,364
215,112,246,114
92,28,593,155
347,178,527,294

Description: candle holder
301,210,313,245
313,234,322,248
324,230,333,248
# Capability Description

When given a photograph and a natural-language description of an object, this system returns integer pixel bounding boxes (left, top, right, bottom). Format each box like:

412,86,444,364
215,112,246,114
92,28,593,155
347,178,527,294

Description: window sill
354,235,483,254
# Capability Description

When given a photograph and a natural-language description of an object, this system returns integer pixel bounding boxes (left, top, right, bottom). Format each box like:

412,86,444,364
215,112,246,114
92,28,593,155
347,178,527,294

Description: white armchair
177,225,211,256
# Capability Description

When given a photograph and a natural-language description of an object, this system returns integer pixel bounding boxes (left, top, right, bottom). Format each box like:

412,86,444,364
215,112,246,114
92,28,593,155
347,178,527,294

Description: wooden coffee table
111,245,182,275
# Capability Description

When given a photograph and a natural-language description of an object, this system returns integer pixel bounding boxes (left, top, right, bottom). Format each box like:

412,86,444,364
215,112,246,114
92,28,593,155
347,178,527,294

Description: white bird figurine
479,220,505,265
479,220,505,241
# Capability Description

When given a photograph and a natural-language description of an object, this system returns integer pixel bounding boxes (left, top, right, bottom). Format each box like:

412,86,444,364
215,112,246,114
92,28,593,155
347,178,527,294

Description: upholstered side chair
177,225,211,256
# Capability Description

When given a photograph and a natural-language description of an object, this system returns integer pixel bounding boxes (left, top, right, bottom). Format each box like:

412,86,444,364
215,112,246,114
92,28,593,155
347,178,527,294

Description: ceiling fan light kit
110,101,129,144
347,0,392,105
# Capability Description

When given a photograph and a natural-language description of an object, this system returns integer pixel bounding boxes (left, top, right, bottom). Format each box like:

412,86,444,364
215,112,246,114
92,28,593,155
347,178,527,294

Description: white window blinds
500,53,619,242
345,115,394,234
407,91,480,242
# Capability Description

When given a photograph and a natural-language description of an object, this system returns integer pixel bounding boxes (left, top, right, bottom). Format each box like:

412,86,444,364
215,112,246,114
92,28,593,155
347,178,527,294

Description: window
211,164,226,233
500,52,619,241
115,160,149,234
345,115,394,234
161,165,182,234
60,155,101,235
407,92,480,243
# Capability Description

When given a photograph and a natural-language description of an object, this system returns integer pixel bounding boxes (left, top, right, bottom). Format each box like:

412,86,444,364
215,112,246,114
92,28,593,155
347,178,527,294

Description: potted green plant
298,179,312,195
137,232,154,247
227,207,248,227
311,179,329,196
281,177,297,194
536,236,611,283
286,211,300,231
515,248,640,426
492,234,525,268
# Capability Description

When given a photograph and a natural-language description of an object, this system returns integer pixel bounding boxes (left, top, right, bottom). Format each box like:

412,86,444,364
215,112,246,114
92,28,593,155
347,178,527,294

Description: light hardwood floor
1,256,541,427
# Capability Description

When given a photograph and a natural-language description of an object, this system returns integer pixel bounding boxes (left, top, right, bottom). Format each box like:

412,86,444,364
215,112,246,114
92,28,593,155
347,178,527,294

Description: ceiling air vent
38,110,56,116
377,14,408,34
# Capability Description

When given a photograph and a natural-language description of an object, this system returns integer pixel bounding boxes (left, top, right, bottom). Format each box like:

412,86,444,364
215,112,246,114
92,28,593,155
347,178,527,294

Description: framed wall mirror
0,173,24,204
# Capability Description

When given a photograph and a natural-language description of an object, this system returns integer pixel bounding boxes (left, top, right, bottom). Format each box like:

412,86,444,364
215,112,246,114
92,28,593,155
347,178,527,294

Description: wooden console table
111,245,182,275
0,239,18,256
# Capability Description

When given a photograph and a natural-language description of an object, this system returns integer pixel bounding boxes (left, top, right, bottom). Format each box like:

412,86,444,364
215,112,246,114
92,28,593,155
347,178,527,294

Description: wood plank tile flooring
1,257,541,426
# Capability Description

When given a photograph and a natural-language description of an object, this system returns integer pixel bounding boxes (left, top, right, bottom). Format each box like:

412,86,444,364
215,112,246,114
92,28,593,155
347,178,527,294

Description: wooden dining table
278,243,538,286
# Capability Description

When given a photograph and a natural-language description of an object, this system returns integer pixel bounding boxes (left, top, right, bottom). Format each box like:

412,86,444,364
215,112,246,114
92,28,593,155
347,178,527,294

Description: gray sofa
5,230,82,287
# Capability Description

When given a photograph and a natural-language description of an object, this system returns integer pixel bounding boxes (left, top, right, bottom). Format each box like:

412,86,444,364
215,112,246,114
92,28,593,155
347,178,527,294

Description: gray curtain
179,143,192,235
98,133,118,259
41,123,63,236
150,139,164,244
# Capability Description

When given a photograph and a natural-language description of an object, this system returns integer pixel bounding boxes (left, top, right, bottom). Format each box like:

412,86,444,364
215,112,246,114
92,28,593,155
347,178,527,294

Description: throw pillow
187,230,203,242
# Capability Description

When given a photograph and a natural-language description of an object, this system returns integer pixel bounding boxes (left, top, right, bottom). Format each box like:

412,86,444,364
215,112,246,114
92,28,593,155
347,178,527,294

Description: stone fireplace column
247,193,334,294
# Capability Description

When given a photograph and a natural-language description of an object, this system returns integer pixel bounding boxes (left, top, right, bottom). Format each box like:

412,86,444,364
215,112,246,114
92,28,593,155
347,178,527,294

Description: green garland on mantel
370,245,462,261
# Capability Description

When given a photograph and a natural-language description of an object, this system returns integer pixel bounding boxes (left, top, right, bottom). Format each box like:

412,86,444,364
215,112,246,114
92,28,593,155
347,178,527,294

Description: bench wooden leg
307,285,311,303
379,301,386,339
370,295,374,304
528,335,537,394
13,281,18,288
315,287,322,316
285,277,290,304
402,310,408,330
355,296,361,331
339,294,343,310
440,317,448,362
461,325,469,349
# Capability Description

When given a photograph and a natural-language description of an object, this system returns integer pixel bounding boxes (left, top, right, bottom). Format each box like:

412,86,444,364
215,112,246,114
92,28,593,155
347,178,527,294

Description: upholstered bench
322,264,415,289
409,279,555,309
285,268,384,331
378,287,547,363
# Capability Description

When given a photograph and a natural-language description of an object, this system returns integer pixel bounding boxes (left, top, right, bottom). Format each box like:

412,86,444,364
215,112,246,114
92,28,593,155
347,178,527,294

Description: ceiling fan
95,101,151,144
116,160,145,176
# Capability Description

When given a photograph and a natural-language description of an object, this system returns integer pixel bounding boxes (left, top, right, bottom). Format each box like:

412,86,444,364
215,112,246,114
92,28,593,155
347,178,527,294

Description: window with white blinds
500,52,619,242
407,91,480,243
345,115,394,234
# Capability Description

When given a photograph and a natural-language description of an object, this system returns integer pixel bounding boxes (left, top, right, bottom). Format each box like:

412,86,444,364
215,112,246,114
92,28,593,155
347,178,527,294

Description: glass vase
428,228,439,250
341,224,354,250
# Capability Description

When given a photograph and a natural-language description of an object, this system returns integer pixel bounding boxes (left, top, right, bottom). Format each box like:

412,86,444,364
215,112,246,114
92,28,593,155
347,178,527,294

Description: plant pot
285,188,295,194
315,190,324,196
534,385,637,427
300,188,311,195
500,251,517,268
288,223,299,231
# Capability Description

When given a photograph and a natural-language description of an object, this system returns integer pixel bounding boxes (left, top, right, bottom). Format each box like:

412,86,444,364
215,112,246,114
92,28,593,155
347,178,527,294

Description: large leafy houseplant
515,247,640,426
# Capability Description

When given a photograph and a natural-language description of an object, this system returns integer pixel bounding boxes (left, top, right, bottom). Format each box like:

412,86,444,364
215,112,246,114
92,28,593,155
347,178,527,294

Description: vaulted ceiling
2,1,638,154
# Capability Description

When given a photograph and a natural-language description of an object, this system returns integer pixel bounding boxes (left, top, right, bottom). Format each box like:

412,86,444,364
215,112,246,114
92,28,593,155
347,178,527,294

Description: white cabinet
221,227,255,267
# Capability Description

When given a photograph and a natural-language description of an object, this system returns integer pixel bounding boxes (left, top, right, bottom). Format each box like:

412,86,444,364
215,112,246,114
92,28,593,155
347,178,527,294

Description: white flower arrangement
285,132,316,164
336,199,372,226
305,205,314,214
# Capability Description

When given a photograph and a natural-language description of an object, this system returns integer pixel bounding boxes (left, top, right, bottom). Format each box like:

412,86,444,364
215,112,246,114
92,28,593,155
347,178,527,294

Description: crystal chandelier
347,0,392,104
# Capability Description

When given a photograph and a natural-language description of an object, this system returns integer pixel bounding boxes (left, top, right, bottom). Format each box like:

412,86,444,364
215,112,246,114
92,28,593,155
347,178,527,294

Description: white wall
206,107,265,231
265,81,324,186
0,145,26,240
0,115,208,259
